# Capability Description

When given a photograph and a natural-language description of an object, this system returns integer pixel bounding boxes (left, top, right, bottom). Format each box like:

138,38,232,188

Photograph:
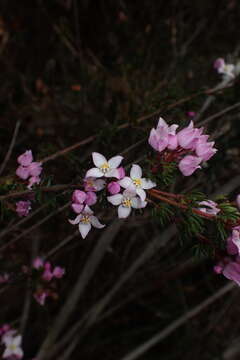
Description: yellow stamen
133,178,142,187
122,198,132,207
81,215,90,224
100,162,110,174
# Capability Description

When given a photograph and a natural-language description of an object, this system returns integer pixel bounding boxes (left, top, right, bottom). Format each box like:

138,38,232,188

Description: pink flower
178,155,202,176
85,191,97,206
34,291,48,306
83,177,106,192
27,176,41,189
177,121,202,150
195,137,217,161
214,58,225,70
0,324,10,336
32,257,44,269
52,266,65,279
72,190,87,204
16,166,30,180
28,162,42,177
16,200,31,217
107,181,121,195
198,200,220,216
228,227,240,255
17,150,33,166
42,262,53,282
148,117,178,152
222,261,240,286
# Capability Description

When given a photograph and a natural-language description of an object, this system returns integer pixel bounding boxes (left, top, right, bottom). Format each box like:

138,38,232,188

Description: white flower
85,152,123,178
69,205,105,239
3,334,23,359
215,59,235,79
107,187,147,218
118,164,156,201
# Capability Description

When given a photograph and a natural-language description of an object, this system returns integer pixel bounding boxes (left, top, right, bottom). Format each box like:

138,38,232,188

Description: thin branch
0,120,21,175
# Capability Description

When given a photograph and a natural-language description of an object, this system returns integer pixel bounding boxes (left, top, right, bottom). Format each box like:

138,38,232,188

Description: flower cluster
0,325,23,359
32,257,65,305
16,150,42,189
149,117,217,176
69,153,156,238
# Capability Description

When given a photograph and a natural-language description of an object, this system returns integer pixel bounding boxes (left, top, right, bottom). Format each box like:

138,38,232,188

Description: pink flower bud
178,155,202,176
71,203,84,214
187,111,196,118
33,257,44,269
72,190,86,204
85,191,97,206
107,181,121,195
52,266,65,279
213,264,223,274
28,162,42,177
16,200,31,217
214,58,225,70
42,268,53,282
17,150,33,166
16,166,30,180
115,167,125,180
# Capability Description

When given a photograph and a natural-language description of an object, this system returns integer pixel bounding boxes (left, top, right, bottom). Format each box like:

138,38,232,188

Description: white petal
90,216,105,229
118,205,131,218
123,186,136,198
136,188,146,201
130,164,142,179
95,179,106,191
92,152,107,167
13,335,22,347
157,117,168,129
86,168,103,178
14,347,23,358
131,197,147,209
83,205,93,215
118,177,132,188
105,168,119,178
69,214,82,225
3,348,12,358
79,223,91,239
107,194,123,205
141,178,156,189
108,155,123,169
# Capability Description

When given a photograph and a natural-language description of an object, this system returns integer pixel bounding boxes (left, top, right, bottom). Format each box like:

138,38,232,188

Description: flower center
122,198,132,208
133,178,142,187
100,162,110,174
9,344,17,351
81,215,90,224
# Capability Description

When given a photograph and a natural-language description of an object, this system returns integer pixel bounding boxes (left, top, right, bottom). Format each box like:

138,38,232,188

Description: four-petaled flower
2,334,23,359
86,152,123,178
118,164,156,201
69,205,105,238
107,187,147,218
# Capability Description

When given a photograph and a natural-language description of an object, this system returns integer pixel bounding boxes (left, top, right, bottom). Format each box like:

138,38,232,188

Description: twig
0,120,21,175
120,283,236,360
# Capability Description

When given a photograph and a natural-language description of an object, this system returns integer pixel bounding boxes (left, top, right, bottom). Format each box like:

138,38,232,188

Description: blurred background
1,1,240,359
